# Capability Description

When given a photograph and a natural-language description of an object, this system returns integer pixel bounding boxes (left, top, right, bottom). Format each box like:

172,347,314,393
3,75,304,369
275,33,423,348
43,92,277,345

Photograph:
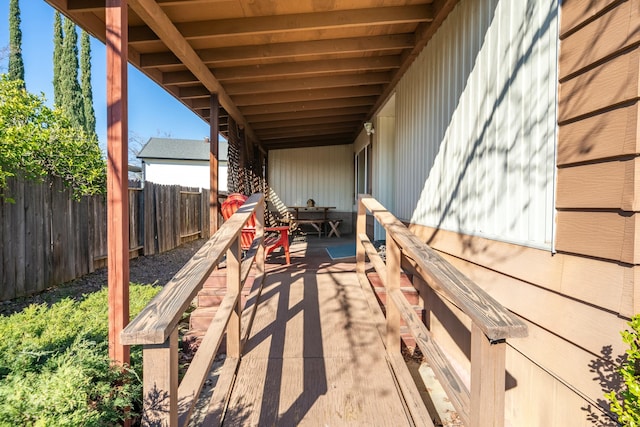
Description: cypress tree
80,31,96,140
52,12,63,107
8,0,25,87
60,18,85,131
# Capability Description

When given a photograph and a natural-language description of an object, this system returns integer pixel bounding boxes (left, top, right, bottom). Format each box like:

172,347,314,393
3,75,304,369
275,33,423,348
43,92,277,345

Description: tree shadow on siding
581,345,624,426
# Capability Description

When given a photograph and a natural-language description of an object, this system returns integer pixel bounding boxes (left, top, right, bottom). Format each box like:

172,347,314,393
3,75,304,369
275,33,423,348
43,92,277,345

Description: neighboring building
137,137,228,190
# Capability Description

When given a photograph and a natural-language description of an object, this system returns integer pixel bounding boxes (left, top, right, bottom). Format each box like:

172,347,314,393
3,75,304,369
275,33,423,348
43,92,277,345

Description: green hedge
0,284,160,426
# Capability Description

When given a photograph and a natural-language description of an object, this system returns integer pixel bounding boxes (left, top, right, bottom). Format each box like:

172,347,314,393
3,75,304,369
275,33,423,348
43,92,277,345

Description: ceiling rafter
214,56,401,82
128,5,434,43
232,86,383,107
140,34,415,67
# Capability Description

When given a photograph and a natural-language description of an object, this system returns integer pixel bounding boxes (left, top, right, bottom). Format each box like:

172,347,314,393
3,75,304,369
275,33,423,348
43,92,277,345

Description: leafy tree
8,0,24,87
0,75,105,200
52,12,63,108
60,18,85,131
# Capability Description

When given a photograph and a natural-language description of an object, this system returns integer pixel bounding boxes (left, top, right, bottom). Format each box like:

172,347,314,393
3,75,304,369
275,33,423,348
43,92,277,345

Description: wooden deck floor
213,237,417,426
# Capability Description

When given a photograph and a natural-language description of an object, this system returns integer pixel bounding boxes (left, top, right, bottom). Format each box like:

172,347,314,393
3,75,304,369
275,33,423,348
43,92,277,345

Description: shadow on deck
193,235,419,425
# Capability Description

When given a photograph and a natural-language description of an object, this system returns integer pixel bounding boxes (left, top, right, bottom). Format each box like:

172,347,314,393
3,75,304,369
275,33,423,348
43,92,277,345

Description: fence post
470,323,506,427
141,329,178,426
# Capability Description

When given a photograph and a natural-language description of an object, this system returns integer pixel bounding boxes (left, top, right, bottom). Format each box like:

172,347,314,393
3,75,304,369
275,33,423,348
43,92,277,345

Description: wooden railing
356,195,528,427
121,193,267,426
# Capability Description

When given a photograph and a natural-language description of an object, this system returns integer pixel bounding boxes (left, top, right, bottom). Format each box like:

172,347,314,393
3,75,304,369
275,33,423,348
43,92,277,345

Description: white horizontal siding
268,145,353,211
394,0,558,248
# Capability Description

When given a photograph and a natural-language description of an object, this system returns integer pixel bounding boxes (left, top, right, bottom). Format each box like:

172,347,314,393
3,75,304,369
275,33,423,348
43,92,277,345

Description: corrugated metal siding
394,0,558,248
268,145,354,211
373,116,396,240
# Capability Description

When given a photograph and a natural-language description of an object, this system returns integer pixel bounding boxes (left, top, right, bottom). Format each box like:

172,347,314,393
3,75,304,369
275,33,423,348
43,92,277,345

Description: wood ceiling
45,0,457,151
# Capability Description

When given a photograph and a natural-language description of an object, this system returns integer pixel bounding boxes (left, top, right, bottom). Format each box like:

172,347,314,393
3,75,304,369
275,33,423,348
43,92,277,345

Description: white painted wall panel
393,0,558,248
143,159,228,191
268,145,353,211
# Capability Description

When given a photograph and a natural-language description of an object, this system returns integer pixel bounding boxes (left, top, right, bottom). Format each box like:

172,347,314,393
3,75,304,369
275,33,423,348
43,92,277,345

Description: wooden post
356,195,366,275
470,323,506,427
255,195,266,270
106,0,130,366
141,329,178,426
386,234,401,353
226,236,241,358
209,94,219,235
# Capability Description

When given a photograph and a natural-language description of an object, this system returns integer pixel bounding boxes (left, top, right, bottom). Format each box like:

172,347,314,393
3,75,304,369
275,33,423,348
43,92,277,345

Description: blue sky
0,1,211,152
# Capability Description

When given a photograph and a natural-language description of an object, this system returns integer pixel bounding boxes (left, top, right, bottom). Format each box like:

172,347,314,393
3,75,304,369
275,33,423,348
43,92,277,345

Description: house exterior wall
268,145,354,231
143,159,228,191
394,0,557,249
382,0,637,425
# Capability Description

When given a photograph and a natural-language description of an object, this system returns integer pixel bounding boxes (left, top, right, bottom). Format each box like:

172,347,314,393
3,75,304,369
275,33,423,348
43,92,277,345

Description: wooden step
189,306,219,332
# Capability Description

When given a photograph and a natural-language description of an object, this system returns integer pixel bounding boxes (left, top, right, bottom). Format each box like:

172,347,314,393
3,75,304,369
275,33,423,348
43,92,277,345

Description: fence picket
1,178,212,302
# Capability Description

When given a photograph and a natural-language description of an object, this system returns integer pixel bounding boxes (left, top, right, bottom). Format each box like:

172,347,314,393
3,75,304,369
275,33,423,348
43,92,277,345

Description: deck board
223,269,413,425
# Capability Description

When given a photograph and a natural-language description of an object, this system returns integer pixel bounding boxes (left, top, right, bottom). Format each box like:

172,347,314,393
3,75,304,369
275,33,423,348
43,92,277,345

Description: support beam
106,0,130,365
210,94,219,235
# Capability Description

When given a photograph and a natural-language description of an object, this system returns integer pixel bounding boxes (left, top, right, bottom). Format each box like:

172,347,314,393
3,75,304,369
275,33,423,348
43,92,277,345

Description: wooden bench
293,219,326,237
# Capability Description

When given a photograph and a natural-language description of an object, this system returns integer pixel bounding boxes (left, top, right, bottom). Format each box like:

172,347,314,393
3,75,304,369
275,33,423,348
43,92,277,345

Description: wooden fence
0,177,212,302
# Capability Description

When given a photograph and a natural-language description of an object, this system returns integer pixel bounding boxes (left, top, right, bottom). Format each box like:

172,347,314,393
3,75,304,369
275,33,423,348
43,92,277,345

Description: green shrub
0,284,160,426
606,315,640,426
0,74,106,201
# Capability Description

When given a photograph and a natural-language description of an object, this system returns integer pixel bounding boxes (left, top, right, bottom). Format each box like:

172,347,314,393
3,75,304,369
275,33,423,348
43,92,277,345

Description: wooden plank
43,176,53,288
360,196,527,341
23,180,36,295
386,352,435,427
388,288,471,425
144,181,156,255
557,102,640,165
560,0,640,78
555,210,639,263
226,237,242,358
225,270,413,425
177,290,239,426
202,356,240,426
13,179,26,297
386,236,401,353
470,324,506,427
560,0,623,37
121,193,264,345
0,186,9,301
558,47,639,122
106,0,130,365
141,329,178,426
556,158,639,210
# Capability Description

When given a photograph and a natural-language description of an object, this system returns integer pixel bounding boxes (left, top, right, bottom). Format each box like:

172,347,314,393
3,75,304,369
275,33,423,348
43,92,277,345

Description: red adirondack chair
221,193,290,264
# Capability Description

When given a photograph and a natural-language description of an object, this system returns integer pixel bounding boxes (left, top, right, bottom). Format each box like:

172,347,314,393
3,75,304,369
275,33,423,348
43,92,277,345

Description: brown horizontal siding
558,46,639,123
560,0,625,38
557,101,639,165
560,0,640,78
556,157,639,210
557,0,640,269
555,210,640,264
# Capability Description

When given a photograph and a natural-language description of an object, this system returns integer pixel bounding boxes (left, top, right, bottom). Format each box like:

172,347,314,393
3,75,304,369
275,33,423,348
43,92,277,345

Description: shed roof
137,137,228,162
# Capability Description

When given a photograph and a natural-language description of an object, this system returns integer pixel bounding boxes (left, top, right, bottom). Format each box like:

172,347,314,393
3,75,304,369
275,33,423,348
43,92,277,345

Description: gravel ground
0,238,207,317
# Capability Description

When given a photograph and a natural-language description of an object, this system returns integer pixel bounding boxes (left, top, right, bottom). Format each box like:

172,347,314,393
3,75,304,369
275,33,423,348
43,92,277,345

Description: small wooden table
288,206,335,237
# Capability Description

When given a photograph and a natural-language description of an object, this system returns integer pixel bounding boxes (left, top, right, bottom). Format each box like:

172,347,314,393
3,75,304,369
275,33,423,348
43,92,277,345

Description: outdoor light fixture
364,121,375,136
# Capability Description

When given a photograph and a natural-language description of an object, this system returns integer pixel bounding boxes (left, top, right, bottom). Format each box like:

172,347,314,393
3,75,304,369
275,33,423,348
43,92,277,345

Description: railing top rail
121,193,264,345
359,195,527,341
